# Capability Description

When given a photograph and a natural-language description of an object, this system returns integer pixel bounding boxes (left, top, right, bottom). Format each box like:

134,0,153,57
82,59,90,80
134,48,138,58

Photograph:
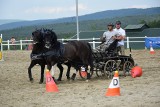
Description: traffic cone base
46,82,59,92
150,47,155,54
150,51,155,54
106,88,120,96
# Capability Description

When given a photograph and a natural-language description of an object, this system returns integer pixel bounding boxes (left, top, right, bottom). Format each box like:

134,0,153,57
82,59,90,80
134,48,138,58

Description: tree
139,20,147,24
148,20,160,28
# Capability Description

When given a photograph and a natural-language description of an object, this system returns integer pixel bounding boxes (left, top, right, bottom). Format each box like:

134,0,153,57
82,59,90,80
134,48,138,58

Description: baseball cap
116,21,121,25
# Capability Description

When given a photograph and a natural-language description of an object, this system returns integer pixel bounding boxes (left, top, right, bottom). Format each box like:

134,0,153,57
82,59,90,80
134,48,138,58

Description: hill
0,7,160,30
1,14,160,40
0,19,25,25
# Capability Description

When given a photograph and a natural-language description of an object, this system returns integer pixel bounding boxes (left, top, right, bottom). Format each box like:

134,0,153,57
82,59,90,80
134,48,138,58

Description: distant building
124,24,150,32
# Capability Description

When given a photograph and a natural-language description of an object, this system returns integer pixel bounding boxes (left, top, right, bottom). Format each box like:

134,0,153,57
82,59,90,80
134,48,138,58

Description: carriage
71,39,134,80
75,39,135,79
90,39,135,78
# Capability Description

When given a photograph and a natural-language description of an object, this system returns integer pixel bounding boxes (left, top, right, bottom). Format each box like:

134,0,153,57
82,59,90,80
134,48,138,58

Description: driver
100,23,118,52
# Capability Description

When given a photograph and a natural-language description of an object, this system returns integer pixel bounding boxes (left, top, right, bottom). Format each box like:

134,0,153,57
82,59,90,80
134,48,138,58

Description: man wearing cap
100,23,118,52
114,21,126,55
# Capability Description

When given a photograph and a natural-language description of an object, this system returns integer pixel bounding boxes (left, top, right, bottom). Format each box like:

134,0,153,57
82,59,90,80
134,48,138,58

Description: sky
0,0,160,20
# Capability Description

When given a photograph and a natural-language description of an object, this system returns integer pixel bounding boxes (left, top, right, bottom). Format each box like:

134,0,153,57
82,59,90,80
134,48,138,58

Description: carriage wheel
96,68,104,77
123,61,133,76
79,69,93,80
104,60,117,79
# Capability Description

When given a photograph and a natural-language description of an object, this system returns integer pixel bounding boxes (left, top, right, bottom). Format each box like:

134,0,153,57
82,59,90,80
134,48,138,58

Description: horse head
32,29,44,44
43,29,58,49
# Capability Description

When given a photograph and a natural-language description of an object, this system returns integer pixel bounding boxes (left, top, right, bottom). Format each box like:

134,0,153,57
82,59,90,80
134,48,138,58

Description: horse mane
44,28,58,40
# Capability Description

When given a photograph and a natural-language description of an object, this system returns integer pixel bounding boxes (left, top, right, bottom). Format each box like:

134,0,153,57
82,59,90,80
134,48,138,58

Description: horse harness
30,42,65,61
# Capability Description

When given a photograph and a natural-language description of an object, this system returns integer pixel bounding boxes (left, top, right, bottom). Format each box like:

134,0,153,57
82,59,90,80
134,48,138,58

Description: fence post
62,38,64,44
77,38,79,41
20,40,23,50
145,36,147,49
0,34,3,51
93,37,95,49
0,34,4,61
127,37,129,49
7,40,10,50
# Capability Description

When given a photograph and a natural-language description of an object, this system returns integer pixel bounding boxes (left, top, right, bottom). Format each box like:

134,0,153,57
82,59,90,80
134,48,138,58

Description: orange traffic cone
150,46,155,54
46,69,59,92
105,71,120,96
80,67,87,77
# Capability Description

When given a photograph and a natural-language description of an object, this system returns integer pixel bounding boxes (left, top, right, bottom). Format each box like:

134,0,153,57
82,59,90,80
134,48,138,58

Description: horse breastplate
30,53,44,60
44,43,65,58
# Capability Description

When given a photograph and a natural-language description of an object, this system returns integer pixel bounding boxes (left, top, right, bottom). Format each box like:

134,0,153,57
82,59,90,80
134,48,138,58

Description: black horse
28,29,46,84
28,29,71,84
43,29,93,80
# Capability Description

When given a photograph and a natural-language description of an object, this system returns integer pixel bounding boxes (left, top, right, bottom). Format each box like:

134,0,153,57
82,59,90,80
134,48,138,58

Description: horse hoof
87,73,91,79
71,73,76,80
52,77,58,84
67,77,70,80
30,78,34,83
57,79,62,81
54,80,58,84
39,80,43,84
39,81,43,84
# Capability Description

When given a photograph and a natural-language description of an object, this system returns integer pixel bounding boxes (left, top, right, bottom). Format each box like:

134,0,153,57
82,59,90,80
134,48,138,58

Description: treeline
1,14,160,40
140,19,160,28
148,20,160,28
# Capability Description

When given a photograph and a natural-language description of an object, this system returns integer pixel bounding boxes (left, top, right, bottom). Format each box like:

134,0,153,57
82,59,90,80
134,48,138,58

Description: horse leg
39,63,45,84
86,65,91,79
47,63,55,82
48,61,57,83
86,57,94,79
88,52,94,78
66,63,71,80
57,63,63,81
71,67,79,80
28,60,36,83
82,59,91,79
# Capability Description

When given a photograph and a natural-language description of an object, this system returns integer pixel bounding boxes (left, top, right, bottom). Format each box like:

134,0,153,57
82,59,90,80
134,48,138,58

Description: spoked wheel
104,60,117,79
96,68,104,77
123,61,133,76
79,68,93,80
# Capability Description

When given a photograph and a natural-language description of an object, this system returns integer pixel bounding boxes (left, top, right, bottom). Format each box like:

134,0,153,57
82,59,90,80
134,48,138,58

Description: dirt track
0,50,160,107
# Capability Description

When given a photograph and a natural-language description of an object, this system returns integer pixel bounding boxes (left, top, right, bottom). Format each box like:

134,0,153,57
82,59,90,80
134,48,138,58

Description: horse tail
87,42,93,71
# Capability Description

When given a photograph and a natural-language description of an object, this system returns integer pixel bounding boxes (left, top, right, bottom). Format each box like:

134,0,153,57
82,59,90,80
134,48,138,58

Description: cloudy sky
0,0,160,20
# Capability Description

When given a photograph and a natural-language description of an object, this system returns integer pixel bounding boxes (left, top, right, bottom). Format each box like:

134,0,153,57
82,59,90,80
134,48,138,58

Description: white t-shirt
114,28,126,46
103,30,118,45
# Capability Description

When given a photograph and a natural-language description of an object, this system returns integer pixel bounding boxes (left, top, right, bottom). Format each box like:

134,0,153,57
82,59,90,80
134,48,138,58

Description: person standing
114,21,126,55
10,37,16,50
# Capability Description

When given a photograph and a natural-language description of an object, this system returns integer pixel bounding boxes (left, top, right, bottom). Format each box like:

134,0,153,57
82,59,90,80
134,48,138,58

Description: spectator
10,37,16,50
114,21,126,55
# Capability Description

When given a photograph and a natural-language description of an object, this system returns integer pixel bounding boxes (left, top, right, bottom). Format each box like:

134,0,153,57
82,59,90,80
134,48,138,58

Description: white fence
1,36,159,50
